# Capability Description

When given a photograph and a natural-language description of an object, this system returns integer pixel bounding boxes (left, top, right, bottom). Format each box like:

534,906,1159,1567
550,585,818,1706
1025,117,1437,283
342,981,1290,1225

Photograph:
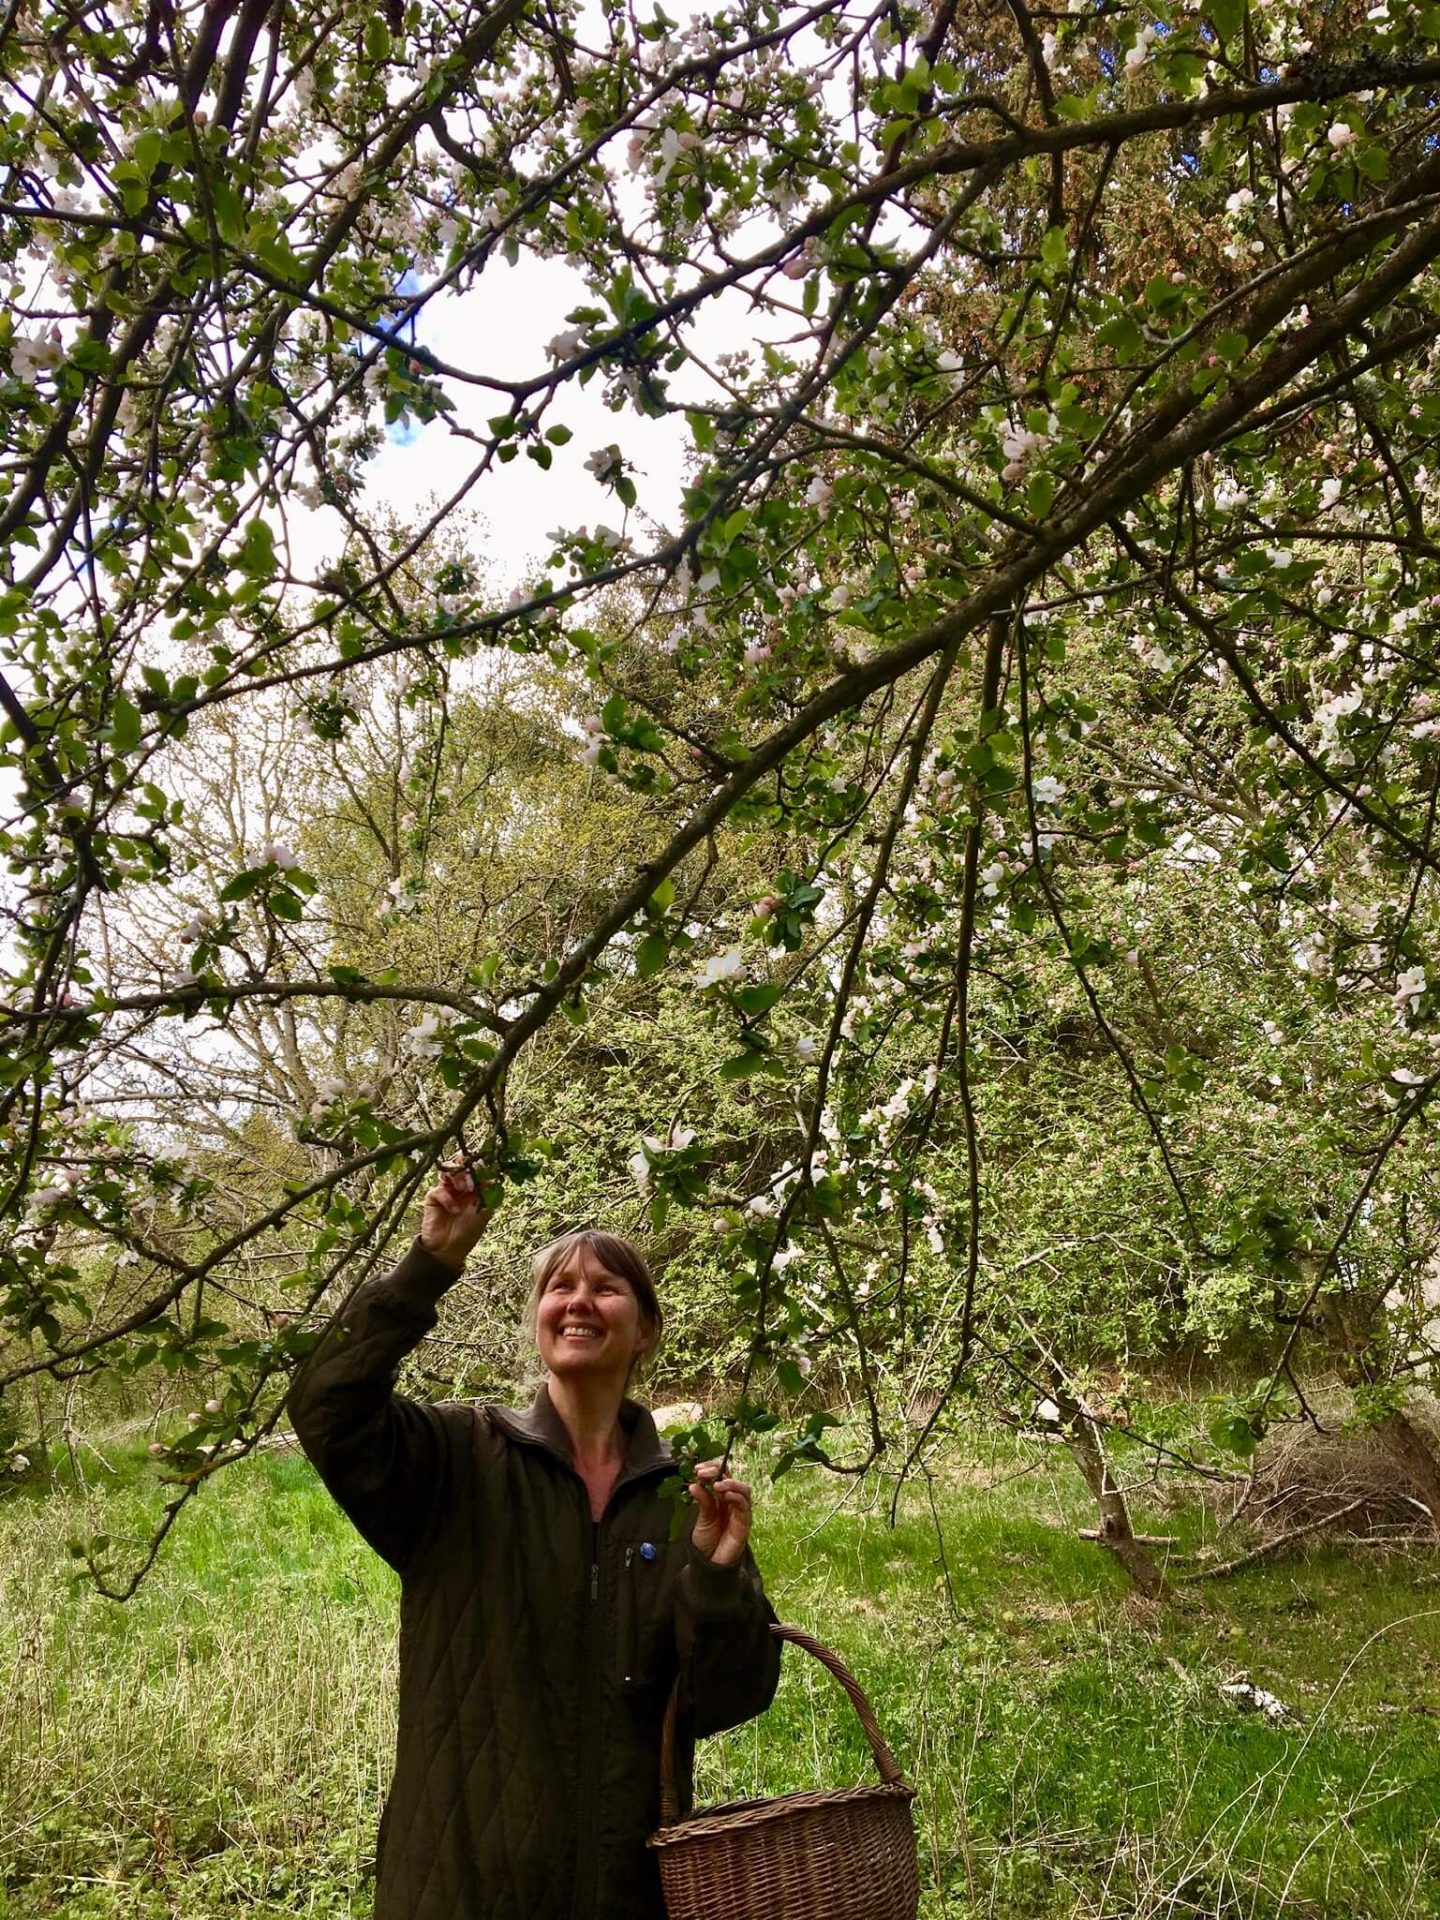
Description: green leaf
718,1049,767,1080
107,692,142,754
1041,226,1068,273
219,868,264,903
133,130,164,179
210,180,245,244
635,932,669,979
235,518,276,579
1207,0,1244,42
1097,312,1143,359
269,889,303,921
733,982,783,1017
1209,1413,1260,1458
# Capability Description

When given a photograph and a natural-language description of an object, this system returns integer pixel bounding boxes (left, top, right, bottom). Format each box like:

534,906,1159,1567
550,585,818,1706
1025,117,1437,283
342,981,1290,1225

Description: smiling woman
284,1174,780,1920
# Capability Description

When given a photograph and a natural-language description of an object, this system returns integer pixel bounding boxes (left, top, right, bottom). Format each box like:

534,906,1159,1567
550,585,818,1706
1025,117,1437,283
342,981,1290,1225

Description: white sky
285,237,768,594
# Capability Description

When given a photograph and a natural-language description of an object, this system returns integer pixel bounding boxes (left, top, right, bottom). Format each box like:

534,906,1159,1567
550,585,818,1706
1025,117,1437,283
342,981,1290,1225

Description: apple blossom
584,446,624,485
694,947,746,988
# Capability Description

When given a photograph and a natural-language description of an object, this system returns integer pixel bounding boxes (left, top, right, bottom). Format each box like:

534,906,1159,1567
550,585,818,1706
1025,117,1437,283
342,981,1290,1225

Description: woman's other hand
689,1461,752,1568
419,1166,494,1272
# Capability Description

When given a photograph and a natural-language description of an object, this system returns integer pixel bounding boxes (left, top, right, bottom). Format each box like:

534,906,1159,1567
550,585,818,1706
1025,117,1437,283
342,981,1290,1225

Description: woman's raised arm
285,1172,491,1572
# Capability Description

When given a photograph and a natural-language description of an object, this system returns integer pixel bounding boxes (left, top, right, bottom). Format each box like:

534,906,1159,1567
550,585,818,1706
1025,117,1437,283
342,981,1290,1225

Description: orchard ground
2,1416,1438,1920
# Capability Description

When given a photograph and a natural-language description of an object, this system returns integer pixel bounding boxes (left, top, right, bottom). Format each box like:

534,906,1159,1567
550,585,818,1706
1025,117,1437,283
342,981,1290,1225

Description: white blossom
9,326,63,384
1123,24,1157,71
1394,965,1427,1017
694,947,745,988
403,1010,448,1059
584,445,623,485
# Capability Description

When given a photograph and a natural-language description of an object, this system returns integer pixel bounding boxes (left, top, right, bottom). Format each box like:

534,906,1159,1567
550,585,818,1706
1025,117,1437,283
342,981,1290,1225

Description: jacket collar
489,1385,672,1481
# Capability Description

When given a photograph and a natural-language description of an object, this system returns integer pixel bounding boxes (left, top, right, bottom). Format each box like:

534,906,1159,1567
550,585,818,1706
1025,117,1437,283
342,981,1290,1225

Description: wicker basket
648,1623,919,1920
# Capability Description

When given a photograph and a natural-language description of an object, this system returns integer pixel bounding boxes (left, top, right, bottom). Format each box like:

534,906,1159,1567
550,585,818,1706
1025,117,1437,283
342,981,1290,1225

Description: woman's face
536,1245,652,1385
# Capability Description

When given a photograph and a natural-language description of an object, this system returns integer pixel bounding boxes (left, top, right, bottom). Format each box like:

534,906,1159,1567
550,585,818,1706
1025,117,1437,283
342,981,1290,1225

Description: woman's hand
689,1460,753,1568
419,1166,494,1272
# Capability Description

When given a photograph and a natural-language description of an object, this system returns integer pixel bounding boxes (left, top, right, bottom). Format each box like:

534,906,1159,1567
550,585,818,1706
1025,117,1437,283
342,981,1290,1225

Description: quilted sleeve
673,1545,782,1739
285,1237,463,1574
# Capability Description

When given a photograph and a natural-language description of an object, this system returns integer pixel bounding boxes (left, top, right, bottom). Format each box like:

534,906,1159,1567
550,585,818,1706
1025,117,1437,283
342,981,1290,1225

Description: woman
286,1167,781,1920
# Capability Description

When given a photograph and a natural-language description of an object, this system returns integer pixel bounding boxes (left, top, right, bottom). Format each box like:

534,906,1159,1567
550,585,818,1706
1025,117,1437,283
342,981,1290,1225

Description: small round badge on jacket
640,1542,657,1561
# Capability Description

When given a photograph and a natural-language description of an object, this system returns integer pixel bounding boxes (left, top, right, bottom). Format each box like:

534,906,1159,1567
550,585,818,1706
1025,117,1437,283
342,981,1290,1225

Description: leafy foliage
4,0,1440,1587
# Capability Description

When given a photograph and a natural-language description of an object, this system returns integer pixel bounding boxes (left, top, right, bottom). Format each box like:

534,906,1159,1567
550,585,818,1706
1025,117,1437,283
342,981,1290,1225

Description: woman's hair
523,1228,664,1381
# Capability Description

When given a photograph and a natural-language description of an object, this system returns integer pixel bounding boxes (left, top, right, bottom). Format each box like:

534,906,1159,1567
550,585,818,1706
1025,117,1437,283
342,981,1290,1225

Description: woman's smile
536,1247,652,1379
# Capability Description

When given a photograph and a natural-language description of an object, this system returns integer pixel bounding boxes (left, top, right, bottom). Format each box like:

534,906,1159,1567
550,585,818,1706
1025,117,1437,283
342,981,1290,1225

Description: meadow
2,1420,1438,1919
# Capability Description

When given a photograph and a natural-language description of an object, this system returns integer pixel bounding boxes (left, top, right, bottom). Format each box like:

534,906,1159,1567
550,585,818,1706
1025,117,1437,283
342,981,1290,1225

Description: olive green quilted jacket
285,1239,782,1920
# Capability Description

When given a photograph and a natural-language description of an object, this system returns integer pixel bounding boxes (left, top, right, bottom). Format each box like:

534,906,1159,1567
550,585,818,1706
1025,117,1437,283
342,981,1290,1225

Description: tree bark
1057,1393,1172,1599
1376,1410,1440,1536
1313,1289,1440,1538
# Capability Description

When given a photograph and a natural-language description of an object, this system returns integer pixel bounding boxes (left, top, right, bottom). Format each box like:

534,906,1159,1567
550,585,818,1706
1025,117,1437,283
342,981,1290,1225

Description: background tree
5,0,1440,1591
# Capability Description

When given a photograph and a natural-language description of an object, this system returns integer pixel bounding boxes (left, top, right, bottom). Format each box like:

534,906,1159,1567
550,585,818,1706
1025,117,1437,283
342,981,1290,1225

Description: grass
2,1420,1438,1918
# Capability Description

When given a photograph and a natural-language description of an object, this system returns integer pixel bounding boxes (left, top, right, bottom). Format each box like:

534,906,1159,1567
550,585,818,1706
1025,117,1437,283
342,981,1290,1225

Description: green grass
2,1426,1438,1917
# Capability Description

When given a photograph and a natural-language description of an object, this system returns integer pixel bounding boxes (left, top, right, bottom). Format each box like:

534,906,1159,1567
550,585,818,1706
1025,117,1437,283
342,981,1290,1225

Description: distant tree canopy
5,0,1440,1591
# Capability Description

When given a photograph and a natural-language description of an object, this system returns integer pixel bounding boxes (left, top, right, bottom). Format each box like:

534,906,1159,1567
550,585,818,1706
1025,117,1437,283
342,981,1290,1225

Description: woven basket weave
648,1623,919,1920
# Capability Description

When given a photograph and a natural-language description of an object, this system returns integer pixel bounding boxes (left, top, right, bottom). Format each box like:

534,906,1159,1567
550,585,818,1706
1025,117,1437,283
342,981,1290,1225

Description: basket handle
658,1621,906,1827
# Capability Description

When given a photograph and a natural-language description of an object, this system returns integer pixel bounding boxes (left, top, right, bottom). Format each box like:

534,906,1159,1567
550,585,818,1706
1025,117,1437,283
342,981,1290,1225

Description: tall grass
3,1424,1438,1917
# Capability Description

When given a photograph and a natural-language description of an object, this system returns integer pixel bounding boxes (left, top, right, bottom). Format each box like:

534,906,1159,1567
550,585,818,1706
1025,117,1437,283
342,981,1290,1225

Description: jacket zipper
487,1431,671,1920
622,1543,636,1686
575,1501,605,1920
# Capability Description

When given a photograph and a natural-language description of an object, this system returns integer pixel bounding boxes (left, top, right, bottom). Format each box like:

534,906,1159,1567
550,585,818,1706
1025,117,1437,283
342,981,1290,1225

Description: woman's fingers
427,1167,476,1214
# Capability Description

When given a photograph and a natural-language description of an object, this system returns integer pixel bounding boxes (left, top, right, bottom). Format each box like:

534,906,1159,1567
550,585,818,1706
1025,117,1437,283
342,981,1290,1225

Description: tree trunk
1375,1410,1440,1536
1314,1289,1440,1537
1057,1393,1171,1600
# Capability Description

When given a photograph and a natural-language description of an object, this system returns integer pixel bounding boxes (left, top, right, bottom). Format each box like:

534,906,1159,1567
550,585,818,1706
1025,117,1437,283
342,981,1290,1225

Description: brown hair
523,1229,663,1380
